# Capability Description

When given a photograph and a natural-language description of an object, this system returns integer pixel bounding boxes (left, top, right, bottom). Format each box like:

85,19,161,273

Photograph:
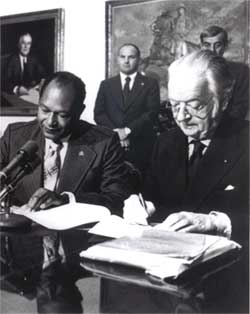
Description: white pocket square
225,185,235,191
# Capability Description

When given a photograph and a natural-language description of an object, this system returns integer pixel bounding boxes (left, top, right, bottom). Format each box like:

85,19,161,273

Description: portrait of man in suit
2,32,46,97
94,43,160,176
142,50,249,313
0,71,135,313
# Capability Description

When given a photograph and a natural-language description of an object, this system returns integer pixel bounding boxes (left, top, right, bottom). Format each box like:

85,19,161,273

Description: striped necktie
43,142,64,269
43,142,62,191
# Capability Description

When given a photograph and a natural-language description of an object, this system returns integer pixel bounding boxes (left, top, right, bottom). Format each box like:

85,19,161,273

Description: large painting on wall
0,9,64,116
106,0,249,101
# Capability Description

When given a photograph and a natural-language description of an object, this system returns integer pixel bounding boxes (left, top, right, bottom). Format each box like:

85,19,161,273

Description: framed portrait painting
0,8,64,116
106,0,249,101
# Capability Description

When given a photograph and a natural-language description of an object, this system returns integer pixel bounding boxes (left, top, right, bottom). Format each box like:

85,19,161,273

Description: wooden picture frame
0,8,65,116
105,0,249,101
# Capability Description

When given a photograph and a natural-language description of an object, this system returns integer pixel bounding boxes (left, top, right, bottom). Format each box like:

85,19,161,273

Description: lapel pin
224,159,228,163
79,151,84,156
141,82,144,86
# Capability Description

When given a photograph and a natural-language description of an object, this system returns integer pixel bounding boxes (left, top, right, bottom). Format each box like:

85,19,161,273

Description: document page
88,215,151,238
12,202,111,230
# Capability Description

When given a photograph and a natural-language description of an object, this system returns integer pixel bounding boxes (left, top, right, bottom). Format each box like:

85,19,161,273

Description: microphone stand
0,158,40,230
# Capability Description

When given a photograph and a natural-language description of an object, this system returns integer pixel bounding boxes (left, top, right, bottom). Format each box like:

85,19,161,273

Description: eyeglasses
170,97,214,119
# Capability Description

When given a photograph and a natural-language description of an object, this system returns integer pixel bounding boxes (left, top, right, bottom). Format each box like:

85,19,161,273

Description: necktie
188,140,205,182
43,143,62,191
22,58,29,86
123,76,131,107
43,142,63,269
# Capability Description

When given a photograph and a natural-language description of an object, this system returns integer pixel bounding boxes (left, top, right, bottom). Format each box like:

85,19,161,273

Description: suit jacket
144,115,249,245
143,115,249,311
0,119,133,214
3,54,46,93
0,119,137,281
228,61,249,120
94,73,160,171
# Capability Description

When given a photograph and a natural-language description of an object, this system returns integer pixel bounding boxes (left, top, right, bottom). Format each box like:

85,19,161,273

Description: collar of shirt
45,135,71,169
188,137,211,159
120,72,138,90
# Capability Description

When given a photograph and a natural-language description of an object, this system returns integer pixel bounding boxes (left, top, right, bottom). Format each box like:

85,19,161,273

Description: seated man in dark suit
0,71,135,313
2,32,46,96
142,50,249,313
200,25,249,120
94,43,160,176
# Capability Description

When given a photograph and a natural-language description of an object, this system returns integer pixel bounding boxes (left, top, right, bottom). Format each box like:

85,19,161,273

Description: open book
12,202,111,230
81,229,241,282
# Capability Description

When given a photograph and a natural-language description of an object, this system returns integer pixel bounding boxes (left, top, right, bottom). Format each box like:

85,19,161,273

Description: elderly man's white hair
18,32,32,43
168,50,235,106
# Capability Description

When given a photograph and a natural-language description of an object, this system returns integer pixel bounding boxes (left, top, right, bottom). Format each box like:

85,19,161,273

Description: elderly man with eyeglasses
142,50,249,313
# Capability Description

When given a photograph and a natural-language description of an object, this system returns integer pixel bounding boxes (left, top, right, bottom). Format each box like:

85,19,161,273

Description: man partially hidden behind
94,43,160,176
3,32,46,96
143,50,249,313
200,25,249,120
0,71,135,313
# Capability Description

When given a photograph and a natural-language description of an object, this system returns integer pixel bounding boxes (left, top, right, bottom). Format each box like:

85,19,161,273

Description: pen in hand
138,193,148,212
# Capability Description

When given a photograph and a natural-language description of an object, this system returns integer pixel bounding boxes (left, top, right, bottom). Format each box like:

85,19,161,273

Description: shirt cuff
124,127,131,136
13,86,19,94
209,211,232,239
61,192,76,203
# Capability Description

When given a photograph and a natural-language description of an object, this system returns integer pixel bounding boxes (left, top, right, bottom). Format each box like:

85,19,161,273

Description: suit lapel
57,139,97,193
167,133,189,198
110,75,124,110
158,130,188,201
123,73,145,110
15,55,22,81
186,123,246,206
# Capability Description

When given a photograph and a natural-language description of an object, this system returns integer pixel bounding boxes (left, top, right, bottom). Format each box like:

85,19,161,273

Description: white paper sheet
12,202,111,230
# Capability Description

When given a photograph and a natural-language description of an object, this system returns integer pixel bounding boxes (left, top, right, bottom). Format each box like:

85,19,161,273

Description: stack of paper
81,229,241,281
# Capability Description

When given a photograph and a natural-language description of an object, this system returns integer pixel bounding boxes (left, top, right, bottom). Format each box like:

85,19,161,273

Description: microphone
0,152,41,202
0,140,39,184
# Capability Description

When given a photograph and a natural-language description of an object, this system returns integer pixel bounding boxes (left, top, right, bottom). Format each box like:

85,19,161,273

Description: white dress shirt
120,72,137,90
44,137,75,202
188,137,211,159
19,55,27,73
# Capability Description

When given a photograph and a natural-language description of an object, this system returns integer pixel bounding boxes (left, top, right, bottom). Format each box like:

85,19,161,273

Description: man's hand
155,211,217,234
123,194,148,225
26,188,69,211
123,194,155,225
113,128,128,141
120,138,130,150
17,86,29,96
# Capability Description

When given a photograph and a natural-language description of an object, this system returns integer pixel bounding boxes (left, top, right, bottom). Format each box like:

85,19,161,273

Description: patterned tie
189,140,205,182
123,76,131,107
43,142,62,191
42,142,63,269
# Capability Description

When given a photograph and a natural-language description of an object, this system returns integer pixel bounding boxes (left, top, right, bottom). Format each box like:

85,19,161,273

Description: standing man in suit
0,71,135,313
94,43,160,175
200,25,249,120
3,32,46,96
142,50,249,313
